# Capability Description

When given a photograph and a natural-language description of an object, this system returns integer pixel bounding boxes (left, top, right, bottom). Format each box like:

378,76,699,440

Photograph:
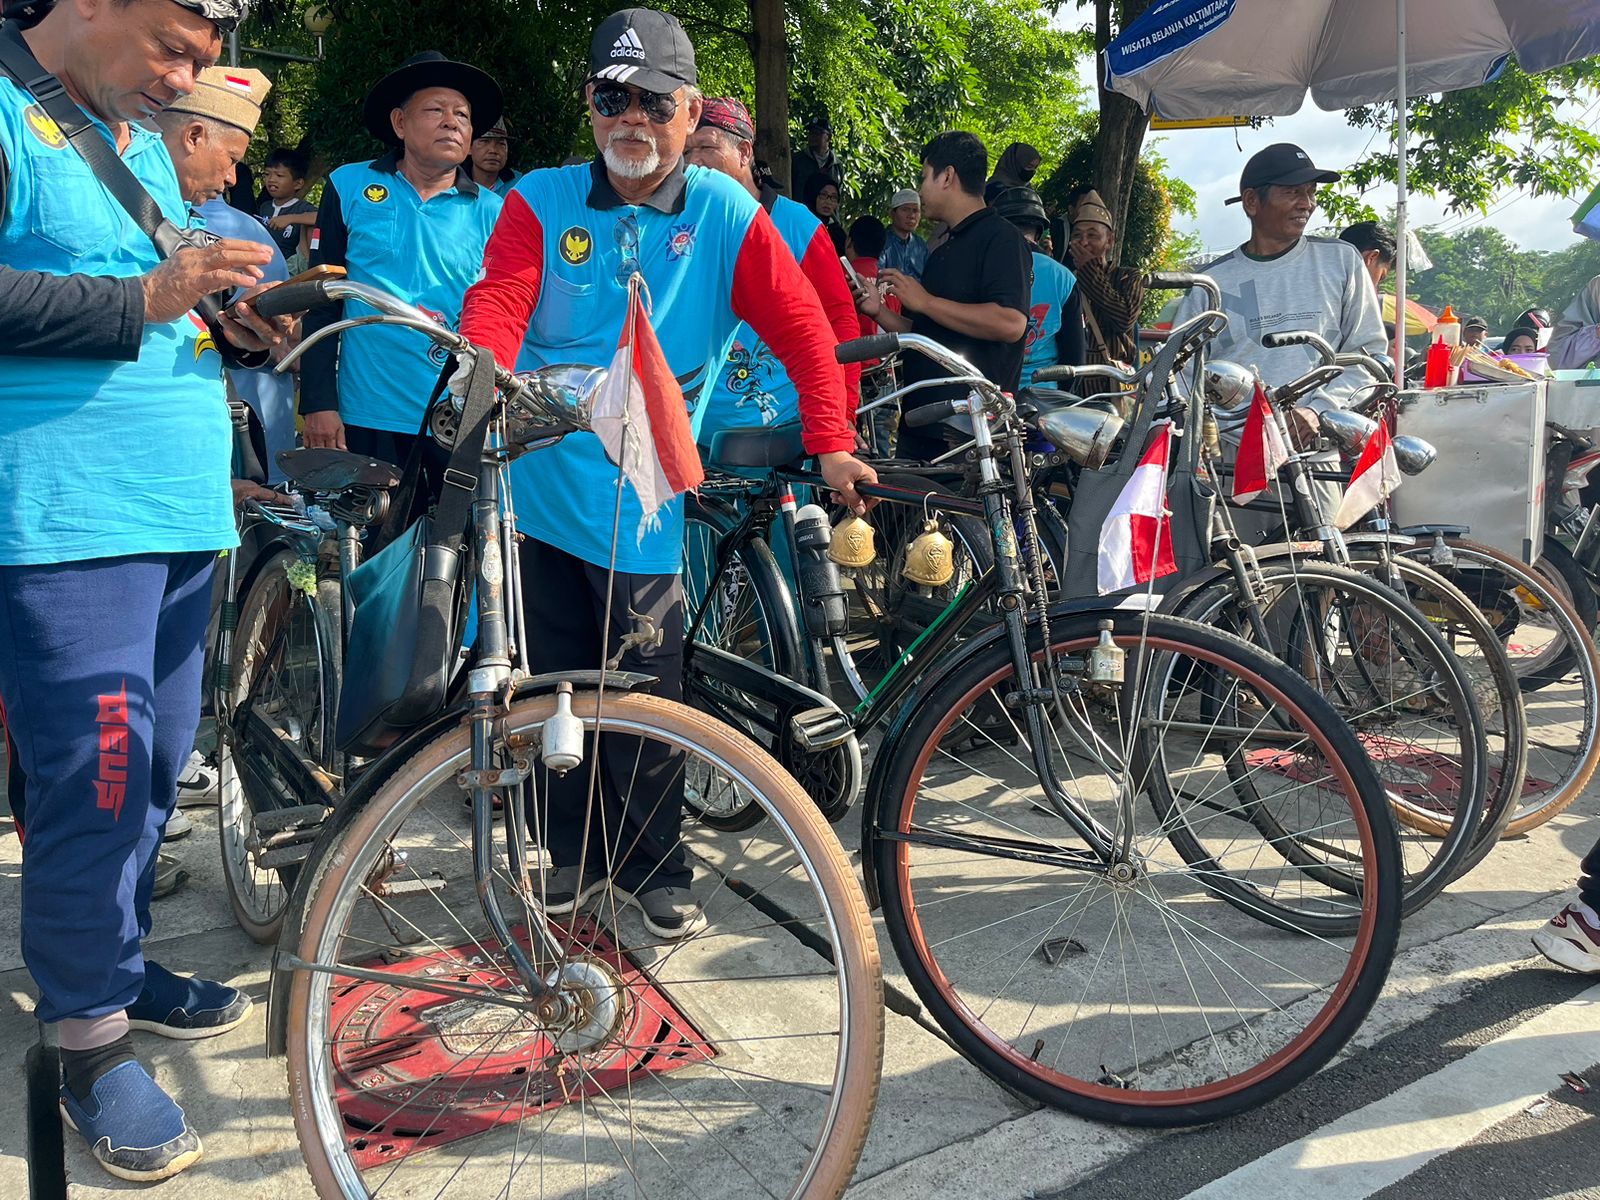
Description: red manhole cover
329,918,714,1169
1248,741,1551,813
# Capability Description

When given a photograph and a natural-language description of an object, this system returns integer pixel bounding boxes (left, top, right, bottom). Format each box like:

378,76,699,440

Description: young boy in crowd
259,147,317,272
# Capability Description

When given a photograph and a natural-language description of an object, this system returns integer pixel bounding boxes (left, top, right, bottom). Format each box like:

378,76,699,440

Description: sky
1066,62,1595,262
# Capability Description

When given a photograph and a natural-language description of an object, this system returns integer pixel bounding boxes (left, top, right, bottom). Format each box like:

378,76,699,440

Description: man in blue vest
0,0,292,1182
686,95,860,432
993,186,1079,390
300,51,504,473
461,7,873,939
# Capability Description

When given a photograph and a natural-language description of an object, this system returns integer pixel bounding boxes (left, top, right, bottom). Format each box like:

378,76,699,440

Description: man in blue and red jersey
685,95,860,432
460,7,873,939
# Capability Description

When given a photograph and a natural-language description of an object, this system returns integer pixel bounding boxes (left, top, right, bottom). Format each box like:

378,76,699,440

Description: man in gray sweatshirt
1176,142,1386,538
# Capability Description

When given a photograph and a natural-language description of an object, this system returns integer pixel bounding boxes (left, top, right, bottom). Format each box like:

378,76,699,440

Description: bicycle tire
872,611,1400,1126
1528,540,1600,686
1390,537,1600,837
1328,552,1525,876
218,548,340,944
1170,561,1487,918
682,492,802,830
286,689,883,1199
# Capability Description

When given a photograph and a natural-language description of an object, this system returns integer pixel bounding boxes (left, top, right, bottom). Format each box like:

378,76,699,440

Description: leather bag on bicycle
336,351,497,756
1063,330,1213,597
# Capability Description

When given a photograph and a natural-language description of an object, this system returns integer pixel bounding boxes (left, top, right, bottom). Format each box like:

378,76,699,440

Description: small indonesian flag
1232,382,1291,504
592,286,704,542
1334,420,1402,529
309,228,320,250
1098,423,1178,594
222,74,255,92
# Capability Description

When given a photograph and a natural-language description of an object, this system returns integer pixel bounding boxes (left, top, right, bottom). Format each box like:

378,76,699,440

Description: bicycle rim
1172,562,1485,915
874,613,1400,1125
1396,539,1600,836
287,690,882,1199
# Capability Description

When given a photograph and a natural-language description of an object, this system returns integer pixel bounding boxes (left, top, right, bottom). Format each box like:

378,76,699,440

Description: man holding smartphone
684,95,859,433
0,0,290,1182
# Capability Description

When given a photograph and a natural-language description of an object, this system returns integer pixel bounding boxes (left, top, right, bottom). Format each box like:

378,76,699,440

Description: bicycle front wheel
872,612,1400,1126
287,689,882,1199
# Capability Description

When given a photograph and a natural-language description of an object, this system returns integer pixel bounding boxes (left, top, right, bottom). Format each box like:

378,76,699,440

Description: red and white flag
1231,382,1291,504
1098,423,1179,594
1334,420,1402,529
592,286,704,542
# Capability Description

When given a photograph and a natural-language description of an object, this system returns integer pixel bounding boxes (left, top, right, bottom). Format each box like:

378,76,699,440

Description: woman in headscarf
802,172,847,254
1550,275,1600,370
984,142,1041,203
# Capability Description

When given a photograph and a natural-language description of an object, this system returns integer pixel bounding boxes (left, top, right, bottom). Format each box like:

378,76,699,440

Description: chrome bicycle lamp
1201,359,1255,417
1035,404,1124,471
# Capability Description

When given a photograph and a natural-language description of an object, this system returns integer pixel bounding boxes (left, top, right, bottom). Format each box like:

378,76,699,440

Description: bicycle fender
262,673,658,1057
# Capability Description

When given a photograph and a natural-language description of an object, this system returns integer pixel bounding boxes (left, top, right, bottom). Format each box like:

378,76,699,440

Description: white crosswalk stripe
1179,983,1600,1200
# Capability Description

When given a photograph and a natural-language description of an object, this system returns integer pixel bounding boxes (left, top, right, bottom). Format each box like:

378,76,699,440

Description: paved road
1,753,1596,1198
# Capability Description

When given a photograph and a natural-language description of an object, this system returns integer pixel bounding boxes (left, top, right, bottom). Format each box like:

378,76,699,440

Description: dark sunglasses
590,81,678,125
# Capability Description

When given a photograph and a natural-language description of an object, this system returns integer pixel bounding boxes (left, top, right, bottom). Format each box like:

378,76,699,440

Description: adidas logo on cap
611,27,646,61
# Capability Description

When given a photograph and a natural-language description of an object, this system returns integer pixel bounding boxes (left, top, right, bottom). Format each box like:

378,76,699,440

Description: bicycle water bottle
793,504,849,638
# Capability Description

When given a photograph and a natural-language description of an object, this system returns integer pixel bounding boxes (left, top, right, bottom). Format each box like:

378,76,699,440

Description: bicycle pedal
253,804,331,834
255,844,316,871
791,707,853,752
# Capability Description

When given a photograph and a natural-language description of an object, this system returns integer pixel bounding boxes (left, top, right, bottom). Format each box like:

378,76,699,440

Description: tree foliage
1406,226,1600,338
1323,60,1600,225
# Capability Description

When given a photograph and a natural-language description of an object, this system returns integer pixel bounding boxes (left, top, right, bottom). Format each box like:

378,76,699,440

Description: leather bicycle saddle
276,448,402,492
705,423,807,469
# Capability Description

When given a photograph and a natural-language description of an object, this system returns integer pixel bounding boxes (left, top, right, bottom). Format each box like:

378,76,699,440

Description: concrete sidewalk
0,771,1592,1199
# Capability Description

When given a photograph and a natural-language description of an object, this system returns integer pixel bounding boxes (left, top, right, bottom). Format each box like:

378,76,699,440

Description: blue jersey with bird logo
700,194,821,432
0,79,235,565
313,156,503,434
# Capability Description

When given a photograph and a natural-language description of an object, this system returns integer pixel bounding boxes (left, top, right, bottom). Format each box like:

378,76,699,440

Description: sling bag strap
429,349,499,553
0,24,267,368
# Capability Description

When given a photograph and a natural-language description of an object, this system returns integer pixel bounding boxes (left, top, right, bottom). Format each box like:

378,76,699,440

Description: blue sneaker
126,961,252,1040
59,1060,202,1182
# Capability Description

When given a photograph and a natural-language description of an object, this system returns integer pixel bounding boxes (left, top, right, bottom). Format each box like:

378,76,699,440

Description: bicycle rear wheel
218,547,340,943
682,493,800,831
287,690,883,1199
1391,537,1600,837
1171,561,1486,916
872,612,1400,1126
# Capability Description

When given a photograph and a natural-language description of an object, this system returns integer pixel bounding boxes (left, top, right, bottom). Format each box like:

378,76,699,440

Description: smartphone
839,255,863,289
284,264,347,286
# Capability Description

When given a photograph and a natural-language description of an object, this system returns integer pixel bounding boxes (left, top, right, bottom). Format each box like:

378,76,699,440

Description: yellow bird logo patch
363,183,389,203
559,226,593,265
187,312,218,362
23,105,66,151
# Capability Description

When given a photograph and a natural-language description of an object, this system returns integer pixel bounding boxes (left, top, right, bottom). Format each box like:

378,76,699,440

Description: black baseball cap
1226,142,1340,204
589,8,698,95
1463,314,1489,332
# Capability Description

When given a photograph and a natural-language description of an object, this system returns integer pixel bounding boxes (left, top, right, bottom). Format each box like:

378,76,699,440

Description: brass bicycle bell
828,514,877,568
902,519,955,587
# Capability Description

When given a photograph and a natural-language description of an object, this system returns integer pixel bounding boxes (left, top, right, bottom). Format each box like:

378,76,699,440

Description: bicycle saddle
276,448,402,492
705,423,806,469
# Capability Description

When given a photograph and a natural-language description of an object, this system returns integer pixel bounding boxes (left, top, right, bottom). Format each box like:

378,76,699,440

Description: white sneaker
1532,902,1600,974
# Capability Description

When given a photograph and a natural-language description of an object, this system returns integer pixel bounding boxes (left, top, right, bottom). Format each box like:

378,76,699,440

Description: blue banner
1106,0,1237,78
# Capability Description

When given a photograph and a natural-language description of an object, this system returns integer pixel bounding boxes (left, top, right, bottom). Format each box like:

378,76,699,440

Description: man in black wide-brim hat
300,51,505,469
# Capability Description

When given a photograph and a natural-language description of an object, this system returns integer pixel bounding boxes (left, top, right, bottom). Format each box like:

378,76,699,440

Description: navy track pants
0,552,214,1023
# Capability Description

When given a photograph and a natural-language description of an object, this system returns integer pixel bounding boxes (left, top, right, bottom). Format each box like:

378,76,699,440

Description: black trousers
519,539,690,892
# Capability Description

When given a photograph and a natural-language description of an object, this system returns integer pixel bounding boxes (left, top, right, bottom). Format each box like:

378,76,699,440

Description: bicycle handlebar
836,332,902,364
902,398,965,429
251,277,338,319
1260,329,1338,361
1144,270,1221,311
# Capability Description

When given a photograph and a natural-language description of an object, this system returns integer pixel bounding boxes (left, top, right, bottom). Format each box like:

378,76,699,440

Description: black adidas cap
588,8,698,95
1226,142,1340,204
